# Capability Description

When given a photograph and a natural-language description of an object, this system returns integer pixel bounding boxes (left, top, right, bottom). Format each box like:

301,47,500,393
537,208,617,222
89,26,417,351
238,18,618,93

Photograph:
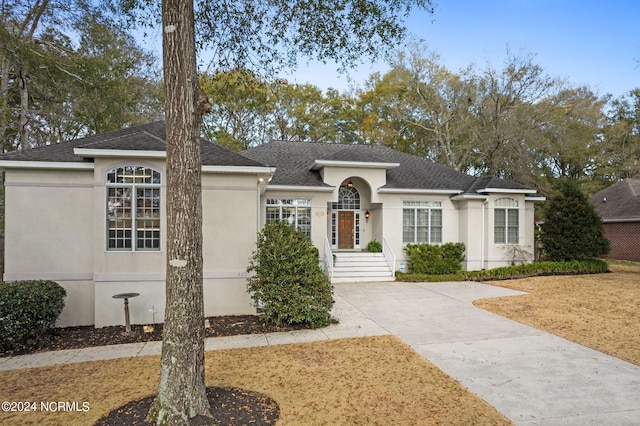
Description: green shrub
395,259,610,282
404,243,465,274
247,221,337,328
366,240,382,253
0,280,66,354
464,259,610,281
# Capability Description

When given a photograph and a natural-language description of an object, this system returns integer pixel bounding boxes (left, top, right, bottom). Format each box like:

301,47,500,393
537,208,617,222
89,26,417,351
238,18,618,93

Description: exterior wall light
365,210,370,222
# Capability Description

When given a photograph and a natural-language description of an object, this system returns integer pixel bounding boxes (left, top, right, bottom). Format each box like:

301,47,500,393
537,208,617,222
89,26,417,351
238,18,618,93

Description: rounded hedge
0,280,66,354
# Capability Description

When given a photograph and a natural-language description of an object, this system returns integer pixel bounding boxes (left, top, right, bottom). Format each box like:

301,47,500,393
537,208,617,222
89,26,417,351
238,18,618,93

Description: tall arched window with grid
106,166,161,251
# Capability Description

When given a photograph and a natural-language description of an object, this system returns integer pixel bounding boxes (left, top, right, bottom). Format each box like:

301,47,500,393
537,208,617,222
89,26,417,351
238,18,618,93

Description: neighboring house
589,178,640,262
0,122,544,327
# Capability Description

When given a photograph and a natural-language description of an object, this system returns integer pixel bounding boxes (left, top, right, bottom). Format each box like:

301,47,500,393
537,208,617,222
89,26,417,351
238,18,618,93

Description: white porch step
329,252,394,283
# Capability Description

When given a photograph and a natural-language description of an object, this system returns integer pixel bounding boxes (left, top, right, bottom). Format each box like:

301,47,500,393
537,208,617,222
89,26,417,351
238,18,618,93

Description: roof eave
202,165,276,175
602,217,640,223
265,184,335,192
74,148,165,159
0,160,94,170
450,193,489,201
378,188,463,195
476,187,538,194
310,159,400,171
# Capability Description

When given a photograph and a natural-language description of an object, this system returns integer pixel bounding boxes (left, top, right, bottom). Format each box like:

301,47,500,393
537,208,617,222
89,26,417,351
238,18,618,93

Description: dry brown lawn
474,262,640,366
0,335,510,426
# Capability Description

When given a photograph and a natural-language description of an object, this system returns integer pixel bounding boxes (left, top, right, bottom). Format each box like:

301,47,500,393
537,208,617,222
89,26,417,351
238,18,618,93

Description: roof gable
241,141,534,193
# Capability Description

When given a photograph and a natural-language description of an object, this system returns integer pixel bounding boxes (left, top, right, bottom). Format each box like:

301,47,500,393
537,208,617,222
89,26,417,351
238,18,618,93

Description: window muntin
265,199,311,238
494,198,519,244
402,201,442,244
106,166,161,251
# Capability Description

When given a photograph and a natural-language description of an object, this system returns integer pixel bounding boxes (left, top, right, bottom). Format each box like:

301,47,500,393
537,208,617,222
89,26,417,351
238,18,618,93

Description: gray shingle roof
241,141,533,193
0,121,266,168
589,179,640,220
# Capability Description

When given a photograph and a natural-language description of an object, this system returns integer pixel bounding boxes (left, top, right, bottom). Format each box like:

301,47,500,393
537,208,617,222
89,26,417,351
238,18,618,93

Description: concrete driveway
333,281,640,426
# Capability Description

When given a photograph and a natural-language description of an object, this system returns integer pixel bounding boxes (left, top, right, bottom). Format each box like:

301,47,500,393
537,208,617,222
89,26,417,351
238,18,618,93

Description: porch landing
331,252,395,283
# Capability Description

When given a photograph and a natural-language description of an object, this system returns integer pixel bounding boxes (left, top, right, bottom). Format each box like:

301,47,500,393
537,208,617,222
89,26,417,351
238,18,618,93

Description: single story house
589,178,640,262
0,122,544,327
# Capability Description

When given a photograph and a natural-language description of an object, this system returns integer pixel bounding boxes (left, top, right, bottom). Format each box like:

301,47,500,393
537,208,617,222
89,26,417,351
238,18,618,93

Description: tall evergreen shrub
539,180,610,261
247,221,336,328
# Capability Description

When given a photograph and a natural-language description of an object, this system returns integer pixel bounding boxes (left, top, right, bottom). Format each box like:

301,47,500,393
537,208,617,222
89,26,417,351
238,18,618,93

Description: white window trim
402,201,443,245
106,166,162,251
494,198,520,245
265,198,312,238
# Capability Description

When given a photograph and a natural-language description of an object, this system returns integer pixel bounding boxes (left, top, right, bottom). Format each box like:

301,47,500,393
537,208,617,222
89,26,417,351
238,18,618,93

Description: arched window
106,166,161,251
332,186,360,210
494,198,519,244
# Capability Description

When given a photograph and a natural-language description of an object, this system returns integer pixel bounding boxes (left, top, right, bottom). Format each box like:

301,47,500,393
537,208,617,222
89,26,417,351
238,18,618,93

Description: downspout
481,198,489,269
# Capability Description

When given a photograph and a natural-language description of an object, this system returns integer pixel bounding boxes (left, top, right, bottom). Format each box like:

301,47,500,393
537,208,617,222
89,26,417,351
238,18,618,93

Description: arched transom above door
332,185,360,210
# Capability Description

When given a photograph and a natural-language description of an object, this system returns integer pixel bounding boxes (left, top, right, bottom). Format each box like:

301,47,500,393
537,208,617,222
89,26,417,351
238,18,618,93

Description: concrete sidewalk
2,281,639,425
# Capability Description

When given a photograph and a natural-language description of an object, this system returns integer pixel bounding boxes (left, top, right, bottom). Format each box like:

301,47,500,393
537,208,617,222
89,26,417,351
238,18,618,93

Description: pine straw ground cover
474,261,640,366
0,335,510,426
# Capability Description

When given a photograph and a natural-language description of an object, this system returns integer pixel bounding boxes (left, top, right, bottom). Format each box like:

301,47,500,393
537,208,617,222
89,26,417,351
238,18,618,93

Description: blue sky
282,0,639,98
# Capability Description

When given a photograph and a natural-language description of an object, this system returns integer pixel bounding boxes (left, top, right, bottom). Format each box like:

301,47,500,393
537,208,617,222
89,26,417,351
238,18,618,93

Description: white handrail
382,237,395,276
324,236,334,280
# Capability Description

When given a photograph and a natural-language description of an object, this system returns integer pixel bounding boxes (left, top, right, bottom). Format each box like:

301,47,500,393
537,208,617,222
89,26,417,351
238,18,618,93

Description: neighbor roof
241,140,533,194
589,179,640,221
0,121,265,168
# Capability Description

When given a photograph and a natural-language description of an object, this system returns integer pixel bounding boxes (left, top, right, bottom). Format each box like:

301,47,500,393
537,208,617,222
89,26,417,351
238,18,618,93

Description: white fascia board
525,196,546,202
265,184,335,192
450,193,489,201
74,148,166,159
202,165,276,174
310,160,400,170
0,160,94,170
603,217,640,223
476,187,538,194
378,188,462,195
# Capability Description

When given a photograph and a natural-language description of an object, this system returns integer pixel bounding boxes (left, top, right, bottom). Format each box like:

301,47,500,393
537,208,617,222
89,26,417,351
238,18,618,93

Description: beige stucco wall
379,193,461,271
201,172,262,316
483,194,536,269
3,168,95,326
93,168,264,326
3,161,266,327
453,198,486,271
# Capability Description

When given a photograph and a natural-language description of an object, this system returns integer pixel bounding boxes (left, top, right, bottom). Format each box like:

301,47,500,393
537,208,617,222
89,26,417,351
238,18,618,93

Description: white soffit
310,160,400,170
74,148,165,158
378,188,462,195
477,187,538,194
0,160,94,170
202,165,276,174
265,184,335,192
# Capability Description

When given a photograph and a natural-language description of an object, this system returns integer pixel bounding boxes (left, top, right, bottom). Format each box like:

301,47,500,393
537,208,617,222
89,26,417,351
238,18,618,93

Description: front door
338,211,354,249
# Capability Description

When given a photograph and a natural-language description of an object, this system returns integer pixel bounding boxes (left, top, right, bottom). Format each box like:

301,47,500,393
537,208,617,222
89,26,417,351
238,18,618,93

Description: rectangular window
495,208,519,244
265,199,312,238
402,201,443,244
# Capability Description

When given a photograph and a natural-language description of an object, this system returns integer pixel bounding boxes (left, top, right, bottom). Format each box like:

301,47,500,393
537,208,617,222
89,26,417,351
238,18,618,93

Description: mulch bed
17,315,309,354
94,386,279,425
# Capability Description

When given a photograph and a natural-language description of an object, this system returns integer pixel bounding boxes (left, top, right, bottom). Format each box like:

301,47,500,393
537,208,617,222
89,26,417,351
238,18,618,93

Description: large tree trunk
146,0,212,423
